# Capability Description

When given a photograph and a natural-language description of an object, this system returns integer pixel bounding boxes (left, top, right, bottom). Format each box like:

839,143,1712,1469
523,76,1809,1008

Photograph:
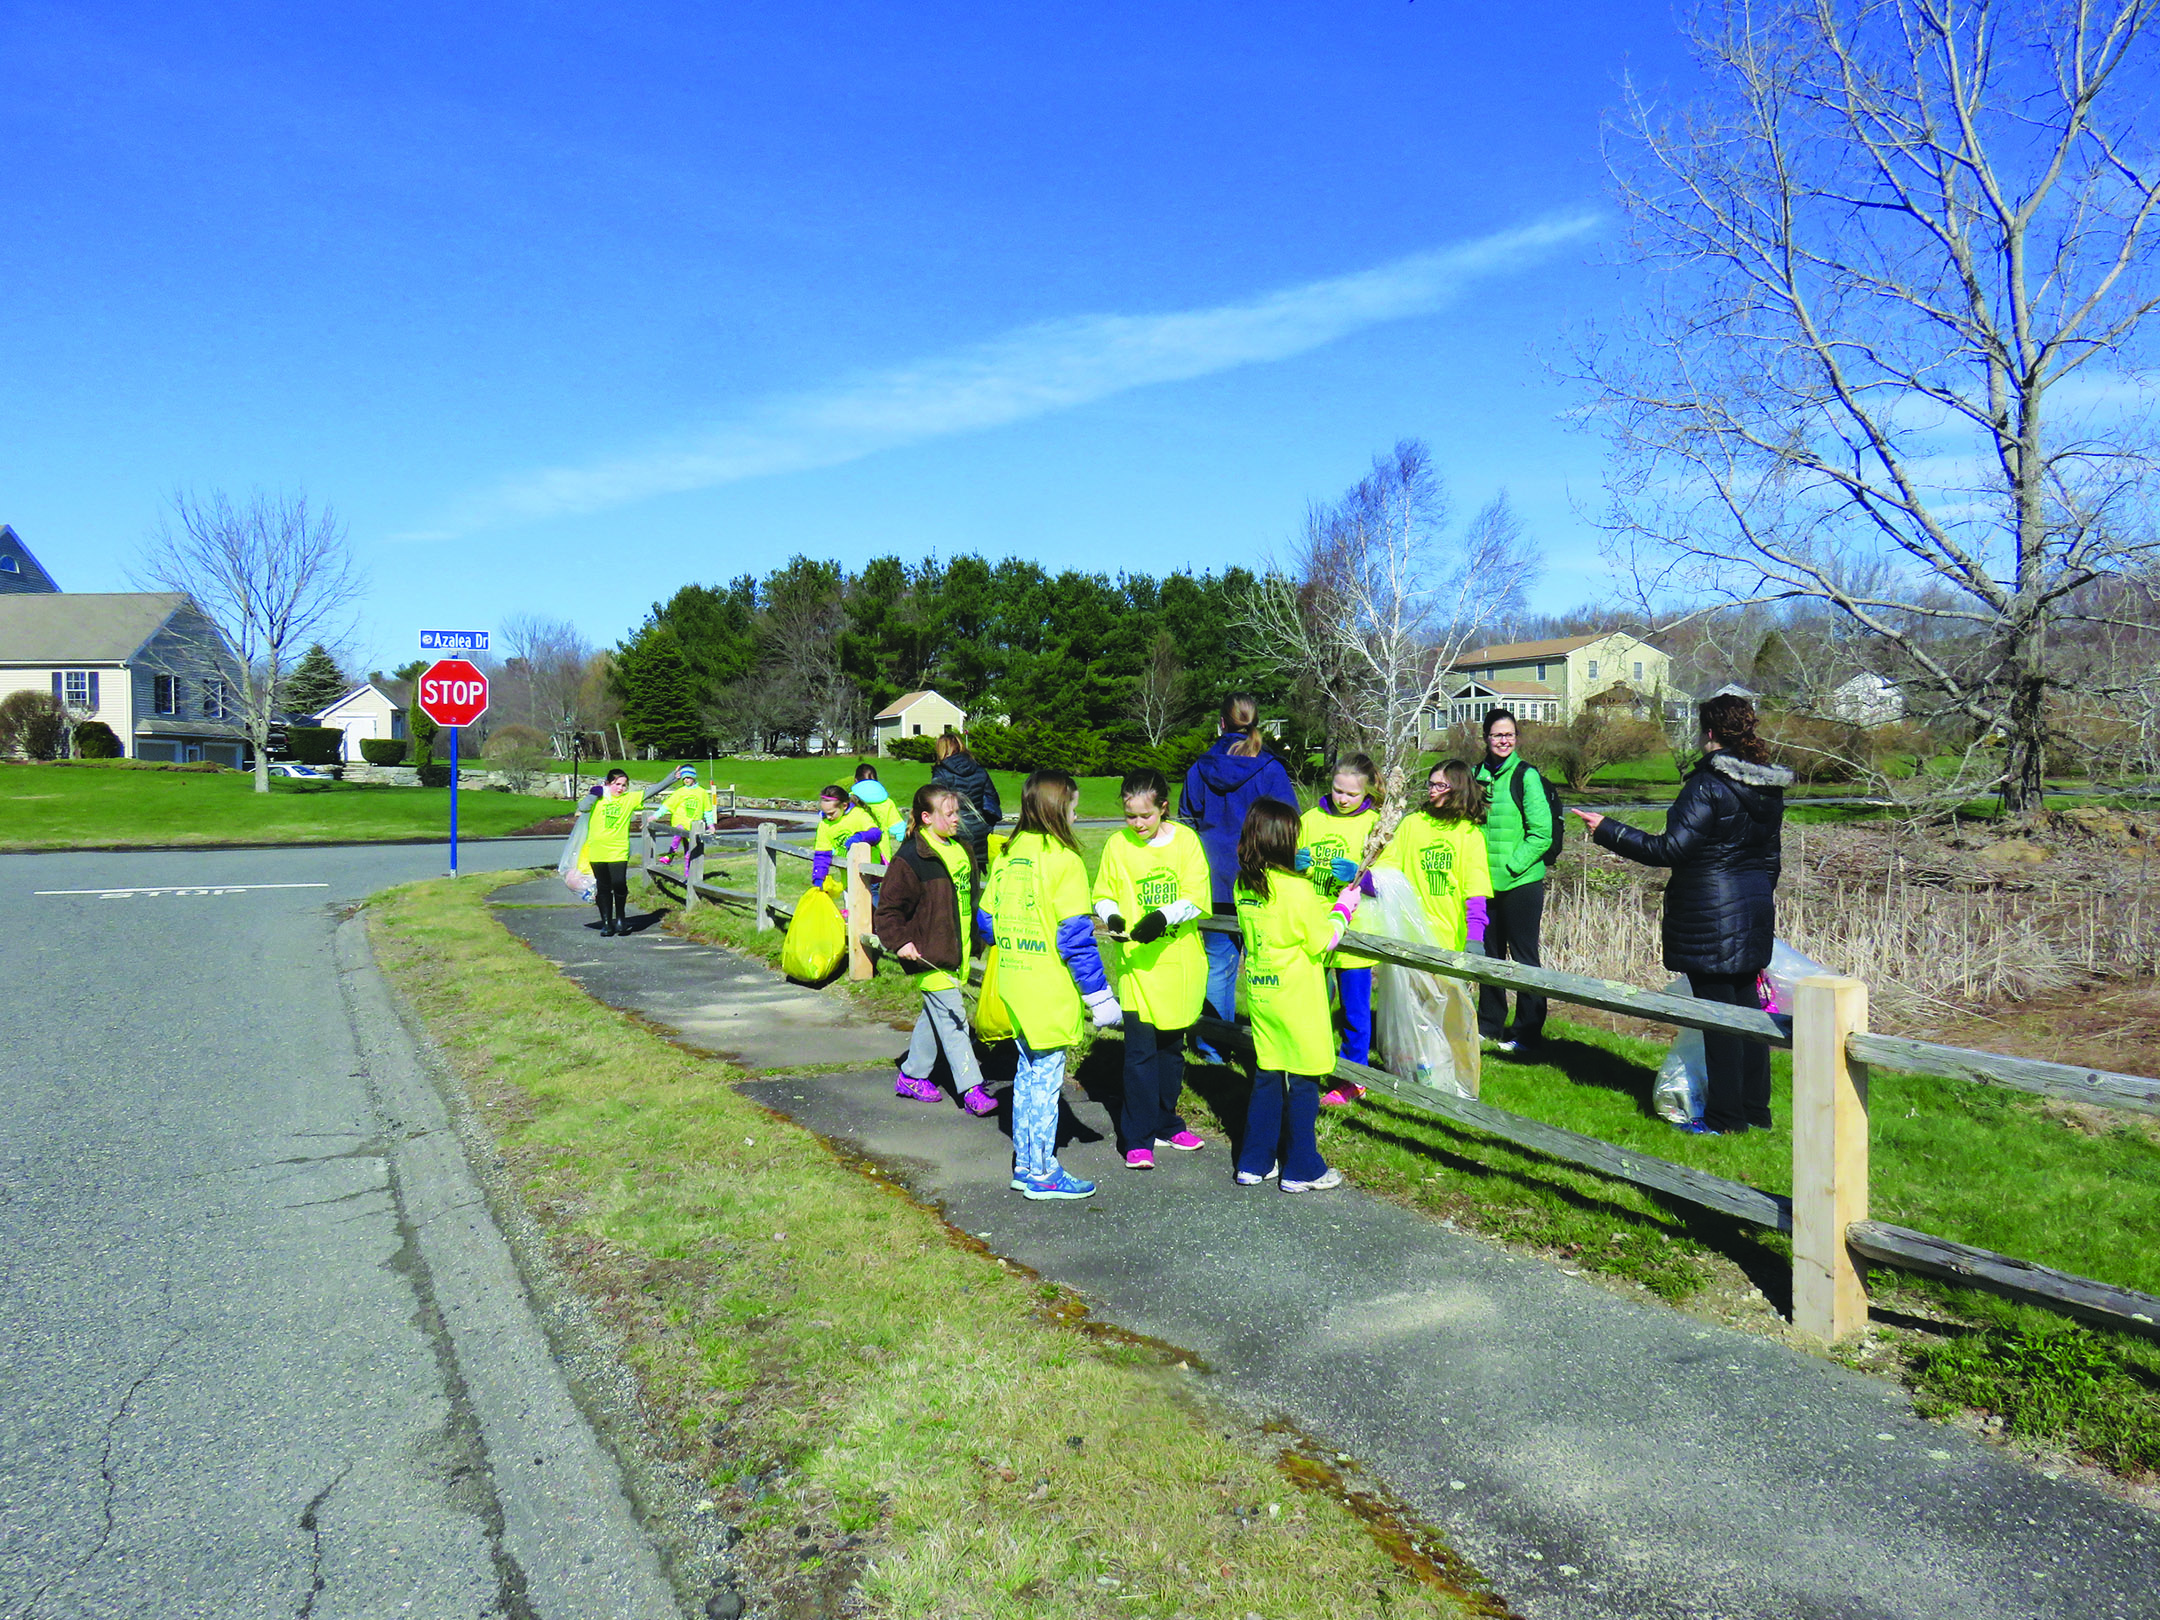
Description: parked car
266,762,331,780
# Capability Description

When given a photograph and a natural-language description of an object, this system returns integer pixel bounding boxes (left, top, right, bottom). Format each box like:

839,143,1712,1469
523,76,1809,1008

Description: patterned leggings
1011,1034,1067,1175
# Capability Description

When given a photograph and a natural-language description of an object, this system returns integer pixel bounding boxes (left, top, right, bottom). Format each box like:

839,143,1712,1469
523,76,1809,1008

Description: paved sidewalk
492,884,2159,1620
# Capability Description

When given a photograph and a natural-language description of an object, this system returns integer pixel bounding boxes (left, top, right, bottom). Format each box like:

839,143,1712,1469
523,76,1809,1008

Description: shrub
284,725,343,766
885,735,939,764
360,738,409,767
73,720,123,759
417,763,453,788
1520,712,1667,790
1757,709,1864,783
0,690,68,760
483,723,550,757
968,720,1108,777
484,726,551,792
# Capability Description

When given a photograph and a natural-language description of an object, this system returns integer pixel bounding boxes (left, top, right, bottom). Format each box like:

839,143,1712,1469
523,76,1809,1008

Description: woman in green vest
985,771,1121,1201
1472,709,1554,1054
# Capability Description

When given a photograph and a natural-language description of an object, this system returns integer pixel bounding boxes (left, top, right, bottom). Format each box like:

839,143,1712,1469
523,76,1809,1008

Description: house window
58,670,99,712
155,675,180,716
1633,661,1644,681
1588,660,1600,679
1536,662,1547,681
912,724,922,735
0,556,17,573
202,678,231,720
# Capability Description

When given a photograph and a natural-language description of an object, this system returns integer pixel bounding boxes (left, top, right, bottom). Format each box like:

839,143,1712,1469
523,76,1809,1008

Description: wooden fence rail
691,824,2160,1344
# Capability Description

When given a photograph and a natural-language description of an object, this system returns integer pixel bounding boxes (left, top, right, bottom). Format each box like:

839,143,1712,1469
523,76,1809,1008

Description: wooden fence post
755,821,776,931
684,822,702,913
846,844,873,980
1793,974,1871,1344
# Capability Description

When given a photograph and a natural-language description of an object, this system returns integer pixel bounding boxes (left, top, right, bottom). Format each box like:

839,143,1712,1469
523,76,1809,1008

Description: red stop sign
416,658,490,727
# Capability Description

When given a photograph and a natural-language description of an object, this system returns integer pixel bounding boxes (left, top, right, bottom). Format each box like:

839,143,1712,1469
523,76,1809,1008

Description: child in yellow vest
1377,759,1493,952
658,768,716,864
986,771,1121,1200
1233,797,1366,1192
1093,767,1213,1167
852,763,906,841
810,783,885,903
1297,753,1381,1104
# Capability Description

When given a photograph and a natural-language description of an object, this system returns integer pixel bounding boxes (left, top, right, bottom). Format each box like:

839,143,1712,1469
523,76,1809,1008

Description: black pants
1688,971,1772,1132
1119,1014,1188,1151
591,860,629,926
1478,881,1548,1039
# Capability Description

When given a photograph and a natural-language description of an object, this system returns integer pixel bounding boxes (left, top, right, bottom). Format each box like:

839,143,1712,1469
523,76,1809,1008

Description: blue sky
1,2,1695,669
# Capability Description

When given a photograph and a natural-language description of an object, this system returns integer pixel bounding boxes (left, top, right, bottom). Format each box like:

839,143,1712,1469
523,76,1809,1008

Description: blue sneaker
1675,1119,1722,1136
1016,1164,1097,1201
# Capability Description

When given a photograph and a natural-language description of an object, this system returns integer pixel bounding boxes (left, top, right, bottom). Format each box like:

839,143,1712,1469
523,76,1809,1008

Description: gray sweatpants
900,985,983,1091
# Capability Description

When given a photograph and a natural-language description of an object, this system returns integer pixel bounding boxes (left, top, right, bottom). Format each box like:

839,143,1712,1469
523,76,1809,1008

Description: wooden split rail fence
637,827,2160,1347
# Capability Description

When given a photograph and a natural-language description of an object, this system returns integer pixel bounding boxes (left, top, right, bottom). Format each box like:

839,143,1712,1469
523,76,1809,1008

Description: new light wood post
846,844,873,980
755,821,776,930
1793,974,1871,1344
684,823,702,912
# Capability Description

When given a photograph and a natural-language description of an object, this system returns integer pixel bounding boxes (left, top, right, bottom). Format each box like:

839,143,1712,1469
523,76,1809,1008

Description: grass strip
369,871,1496,1618
0,760,563,849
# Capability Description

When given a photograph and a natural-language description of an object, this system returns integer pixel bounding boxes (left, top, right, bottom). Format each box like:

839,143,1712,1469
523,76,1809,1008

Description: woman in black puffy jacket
1573,695,1793,1135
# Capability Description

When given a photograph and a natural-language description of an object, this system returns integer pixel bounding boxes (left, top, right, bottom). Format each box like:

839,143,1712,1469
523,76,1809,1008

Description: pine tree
283,643,350,716
616,626,704,756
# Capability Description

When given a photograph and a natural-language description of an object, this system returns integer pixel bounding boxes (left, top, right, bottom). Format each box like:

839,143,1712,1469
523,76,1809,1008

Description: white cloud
404,213,1599,537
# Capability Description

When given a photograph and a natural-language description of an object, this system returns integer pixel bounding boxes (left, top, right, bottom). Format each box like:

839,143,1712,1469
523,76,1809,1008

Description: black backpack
1507,761,1564,869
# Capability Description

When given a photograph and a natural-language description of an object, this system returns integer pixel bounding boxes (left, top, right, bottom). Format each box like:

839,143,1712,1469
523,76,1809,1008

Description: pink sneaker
960,1085,999,1116
1155,1131,1205,1151
894,1071,942,1103
1320,1084,1367,1108
1124,1148,1156,1170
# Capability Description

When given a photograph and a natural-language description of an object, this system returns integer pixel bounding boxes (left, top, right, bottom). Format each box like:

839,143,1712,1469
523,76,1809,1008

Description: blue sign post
448,727,460,875
416,657,490,878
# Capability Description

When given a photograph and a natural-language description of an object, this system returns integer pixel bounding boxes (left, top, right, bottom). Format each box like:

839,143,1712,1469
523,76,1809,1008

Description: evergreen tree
395,658,437,766
283,642,350,716
615,625,704,756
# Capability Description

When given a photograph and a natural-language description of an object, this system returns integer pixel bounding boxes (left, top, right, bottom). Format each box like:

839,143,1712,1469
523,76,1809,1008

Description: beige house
0,592,249,764
871,689,966,756
313,680,409,760
1428,632,1671,736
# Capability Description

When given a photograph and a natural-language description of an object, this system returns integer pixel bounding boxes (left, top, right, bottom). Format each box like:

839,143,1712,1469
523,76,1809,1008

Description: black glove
1130,910,1169,944
1103,912,1127,937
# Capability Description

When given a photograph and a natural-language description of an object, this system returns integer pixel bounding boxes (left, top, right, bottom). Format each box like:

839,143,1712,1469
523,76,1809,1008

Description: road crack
295,1462,354,1619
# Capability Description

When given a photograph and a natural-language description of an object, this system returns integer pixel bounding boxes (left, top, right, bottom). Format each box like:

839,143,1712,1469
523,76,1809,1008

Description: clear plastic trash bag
1652,976,1707,1124
1761,938,1836,1016
557,809,596,903
1362,867,1481,1099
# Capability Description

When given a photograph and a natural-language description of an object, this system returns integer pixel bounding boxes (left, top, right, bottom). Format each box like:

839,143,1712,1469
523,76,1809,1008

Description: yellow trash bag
973,946,1014,1041
781,887,848,982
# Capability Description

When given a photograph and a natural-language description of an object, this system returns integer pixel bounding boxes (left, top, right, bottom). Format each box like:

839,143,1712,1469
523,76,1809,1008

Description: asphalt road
0,841,683,1620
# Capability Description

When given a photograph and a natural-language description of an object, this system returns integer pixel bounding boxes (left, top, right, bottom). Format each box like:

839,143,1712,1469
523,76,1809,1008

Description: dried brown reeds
1544,821,2160,1031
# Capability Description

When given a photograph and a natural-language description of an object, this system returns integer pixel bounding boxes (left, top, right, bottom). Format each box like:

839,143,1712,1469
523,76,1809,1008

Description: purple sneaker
960,1085,999,1116
894,1071,942,1103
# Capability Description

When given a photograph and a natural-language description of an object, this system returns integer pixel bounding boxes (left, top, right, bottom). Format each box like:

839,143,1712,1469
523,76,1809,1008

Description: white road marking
35,883,334,898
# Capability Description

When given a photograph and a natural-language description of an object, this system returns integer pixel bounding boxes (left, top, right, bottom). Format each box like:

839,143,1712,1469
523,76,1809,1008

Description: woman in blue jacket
1179,693,1298,1041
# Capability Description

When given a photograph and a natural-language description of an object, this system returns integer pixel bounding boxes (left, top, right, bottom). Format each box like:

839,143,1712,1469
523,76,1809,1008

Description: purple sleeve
810,850,832,888
1465,895,1488,944
845,827,882,849
1054,913,1111,996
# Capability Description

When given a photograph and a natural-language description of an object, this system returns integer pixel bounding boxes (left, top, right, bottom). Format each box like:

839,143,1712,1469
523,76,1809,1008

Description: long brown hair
1424,759,1487,824
1235,797,1301,901
1220,692,1267,757
932,730,966,762
909,783,957,837
1015,770,1082,854
1699,694,1771,764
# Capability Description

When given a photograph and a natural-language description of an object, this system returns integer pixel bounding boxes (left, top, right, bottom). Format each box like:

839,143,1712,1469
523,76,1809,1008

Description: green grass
0,760,566,850
369,871,1491,1618
588,756,1132,816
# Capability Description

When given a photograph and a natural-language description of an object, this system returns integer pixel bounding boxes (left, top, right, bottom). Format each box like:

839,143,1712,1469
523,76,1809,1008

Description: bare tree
1240,441,1537,855
1124,630,1192,747
499,613,599,758
1588,0,2160,814
138,491,364,793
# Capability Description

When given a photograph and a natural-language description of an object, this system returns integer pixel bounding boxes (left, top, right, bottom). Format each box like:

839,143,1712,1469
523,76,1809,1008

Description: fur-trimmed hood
1708,750,1794,790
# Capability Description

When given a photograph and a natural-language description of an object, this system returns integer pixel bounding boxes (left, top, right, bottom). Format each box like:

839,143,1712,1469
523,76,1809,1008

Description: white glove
1084,989,1124,1029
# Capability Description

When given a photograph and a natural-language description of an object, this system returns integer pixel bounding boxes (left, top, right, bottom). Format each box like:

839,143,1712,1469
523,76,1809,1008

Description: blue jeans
1238,1070,1327,1183
1012,1034,1066,1175
1336,967,1373,1066
1203,921,1241,1025
1118,1015,1187,1151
